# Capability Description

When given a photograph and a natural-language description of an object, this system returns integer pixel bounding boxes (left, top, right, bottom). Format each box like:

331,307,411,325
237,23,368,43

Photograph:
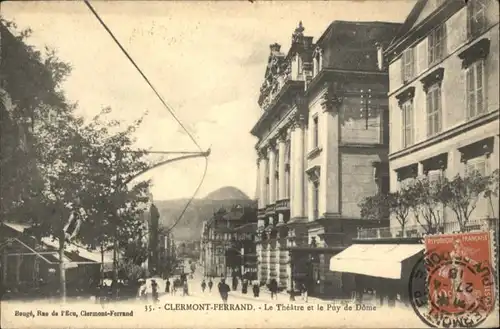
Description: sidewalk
228,286,333,304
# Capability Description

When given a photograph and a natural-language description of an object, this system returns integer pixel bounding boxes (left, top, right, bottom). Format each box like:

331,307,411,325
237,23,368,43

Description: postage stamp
409,231,497,328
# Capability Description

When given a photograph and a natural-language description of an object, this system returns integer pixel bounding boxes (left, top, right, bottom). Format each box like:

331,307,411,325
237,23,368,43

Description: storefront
329,242,423,305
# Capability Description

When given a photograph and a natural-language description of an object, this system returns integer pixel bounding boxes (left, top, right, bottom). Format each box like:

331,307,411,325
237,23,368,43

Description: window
465,157,487,176
427,169,444,182
465,156,489,219
313,181,319,219
401,101,414,148
401,48,415,83
468,0,487,37
466,60,485,119
426,85,442,137
312,115,319,148
428,25,446,65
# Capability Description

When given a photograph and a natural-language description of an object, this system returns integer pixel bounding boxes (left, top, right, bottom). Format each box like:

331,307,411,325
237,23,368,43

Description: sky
2,0,415,201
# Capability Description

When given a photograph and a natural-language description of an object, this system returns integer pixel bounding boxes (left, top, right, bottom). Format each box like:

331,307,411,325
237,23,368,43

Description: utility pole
360,88,372,130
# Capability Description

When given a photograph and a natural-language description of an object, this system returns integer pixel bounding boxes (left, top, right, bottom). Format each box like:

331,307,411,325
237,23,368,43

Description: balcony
276,199,290,212
356,220,490,240
258,208,266,219
266,204,276,215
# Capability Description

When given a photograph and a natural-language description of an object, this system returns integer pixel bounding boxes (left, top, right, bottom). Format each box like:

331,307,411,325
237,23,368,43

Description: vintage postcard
1,0,499,328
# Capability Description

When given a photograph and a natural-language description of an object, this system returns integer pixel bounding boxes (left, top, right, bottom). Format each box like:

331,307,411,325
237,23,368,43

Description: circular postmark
409,249,496,328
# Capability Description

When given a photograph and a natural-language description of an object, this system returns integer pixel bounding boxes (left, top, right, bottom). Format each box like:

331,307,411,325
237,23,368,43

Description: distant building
250,20,400,297
200,205,257,278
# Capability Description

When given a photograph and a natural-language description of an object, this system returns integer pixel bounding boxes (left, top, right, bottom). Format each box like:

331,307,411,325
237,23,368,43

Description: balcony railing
276,199,290,211
357,220,490,240
266,204,276,215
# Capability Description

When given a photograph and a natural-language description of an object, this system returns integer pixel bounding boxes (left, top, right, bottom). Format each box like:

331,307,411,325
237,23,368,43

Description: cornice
420,67,444,92
457,38,491,69
395,86,416,107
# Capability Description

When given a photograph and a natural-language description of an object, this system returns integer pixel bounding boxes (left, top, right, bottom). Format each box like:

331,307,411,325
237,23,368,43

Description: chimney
270,43,281,54
376,42,384,71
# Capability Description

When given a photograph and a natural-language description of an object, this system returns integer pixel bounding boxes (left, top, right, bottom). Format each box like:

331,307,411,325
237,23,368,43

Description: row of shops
0,222,113,298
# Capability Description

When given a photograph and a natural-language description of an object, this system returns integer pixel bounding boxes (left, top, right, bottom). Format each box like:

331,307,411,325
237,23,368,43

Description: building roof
1,222,113,264
316,20,403,47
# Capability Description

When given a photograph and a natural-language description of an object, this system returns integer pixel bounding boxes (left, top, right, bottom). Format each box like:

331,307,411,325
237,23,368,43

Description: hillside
156,186,256,241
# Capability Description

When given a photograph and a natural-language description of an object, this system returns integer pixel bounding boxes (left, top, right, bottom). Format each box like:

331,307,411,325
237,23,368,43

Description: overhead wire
83,0,209,233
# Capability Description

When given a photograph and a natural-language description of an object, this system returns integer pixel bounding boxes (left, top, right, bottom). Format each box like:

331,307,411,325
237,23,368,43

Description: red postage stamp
421,231,496,327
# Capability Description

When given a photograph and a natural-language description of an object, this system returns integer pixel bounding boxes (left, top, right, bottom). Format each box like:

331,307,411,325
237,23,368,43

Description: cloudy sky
3,0,415,201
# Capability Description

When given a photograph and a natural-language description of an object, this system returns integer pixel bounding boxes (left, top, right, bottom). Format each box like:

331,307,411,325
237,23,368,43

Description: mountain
203,186,250,201
155,186,256,241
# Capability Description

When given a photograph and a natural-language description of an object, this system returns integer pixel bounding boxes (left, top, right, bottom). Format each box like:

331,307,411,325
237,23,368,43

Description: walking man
201,279,207,293
218,278,230,304
208,278,213,292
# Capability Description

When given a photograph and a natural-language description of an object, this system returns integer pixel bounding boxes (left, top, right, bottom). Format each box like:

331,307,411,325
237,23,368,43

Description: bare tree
406,176,445,234
438,171,490,232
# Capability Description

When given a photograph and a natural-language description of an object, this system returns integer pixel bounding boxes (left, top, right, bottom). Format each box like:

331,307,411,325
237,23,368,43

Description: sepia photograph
0,0,499,328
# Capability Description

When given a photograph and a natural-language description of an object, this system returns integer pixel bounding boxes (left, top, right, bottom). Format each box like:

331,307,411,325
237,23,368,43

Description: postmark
409,231,496,328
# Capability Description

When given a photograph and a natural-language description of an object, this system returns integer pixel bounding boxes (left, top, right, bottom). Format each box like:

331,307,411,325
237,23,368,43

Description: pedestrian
208,278,213,292
183,280,189,296
151,279,159,303
301,282,308,303
201,279,207,293
242,279,248,294
165,279,171,294
252,281,260,298
232,276,238,291
218,278,230,304
270,278,278,300
138,279,147,302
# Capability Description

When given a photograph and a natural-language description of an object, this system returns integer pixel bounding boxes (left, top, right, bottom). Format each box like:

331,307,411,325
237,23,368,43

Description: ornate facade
200,205,257,278
251,21,401,297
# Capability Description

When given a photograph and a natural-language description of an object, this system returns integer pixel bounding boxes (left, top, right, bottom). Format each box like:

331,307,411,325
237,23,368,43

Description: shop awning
329,244,424,280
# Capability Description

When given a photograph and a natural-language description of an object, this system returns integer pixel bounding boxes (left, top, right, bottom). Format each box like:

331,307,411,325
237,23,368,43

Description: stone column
256,157,261,206
268,143,277,205
256,242,262,282
278,131,287,201
291,114,306,219
267,238,272,282
275,232,281,285
259,148,269,208
321,104,340,215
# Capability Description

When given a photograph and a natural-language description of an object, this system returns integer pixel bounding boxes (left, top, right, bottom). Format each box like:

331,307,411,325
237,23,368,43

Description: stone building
357,0,499,239
251,20,401,297
332,0,499,307
200,205,257,278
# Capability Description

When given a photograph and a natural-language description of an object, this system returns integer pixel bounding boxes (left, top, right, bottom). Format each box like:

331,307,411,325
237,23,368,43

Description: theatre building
251,20,400,297
331,0,499,306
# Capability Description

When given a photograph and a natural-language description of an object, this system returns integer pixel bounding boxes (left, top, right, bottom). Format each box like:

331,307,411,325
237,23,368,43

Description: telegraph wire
83,0,203,152
83,0,209,233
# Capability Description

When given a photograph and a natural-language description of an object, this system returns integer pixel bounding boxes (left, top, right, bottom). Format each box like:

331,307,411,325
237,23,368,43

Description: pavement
153,266,335,305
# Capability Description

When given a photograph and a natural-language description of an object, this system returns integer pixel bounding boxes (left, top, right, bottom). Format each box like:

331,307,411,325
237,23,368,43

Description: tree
2,19,153,301
386,190,412,236
0,20,71,222
484,169,500,219
359,193,390,221
437,171,490,232
405,176,445,234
